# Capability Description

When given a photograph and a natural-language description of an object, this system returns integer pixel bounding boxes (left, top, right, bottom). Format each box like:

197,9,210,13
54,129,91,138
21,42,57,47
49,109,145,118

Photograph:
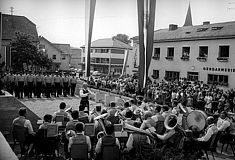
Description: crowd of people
2,72,78,99
11,79,235,160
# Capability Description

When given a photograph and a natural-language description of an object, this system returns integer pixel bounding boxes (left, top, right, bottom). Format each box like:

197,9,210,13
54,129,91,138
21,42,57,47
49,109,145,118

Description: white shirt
217,117,231,132
197,124,218,142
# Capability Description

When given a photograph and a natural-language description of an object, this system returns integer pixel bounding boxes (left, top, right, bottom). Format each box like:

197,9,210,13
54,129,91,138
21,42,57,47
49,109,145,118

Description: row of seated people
11,99,235,160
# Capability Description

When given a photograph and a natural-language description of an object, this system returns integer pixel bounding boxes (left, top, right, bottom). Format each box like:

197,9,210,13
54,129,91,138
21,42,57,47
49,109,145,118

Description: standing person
54,73,62,97
8,72,15,95
62,74,69,97
27,72,35,98
23,72,29,98
35,72,44,98
17,72,25,99
44,73,52,98
80,82,93,114
70,74,77,97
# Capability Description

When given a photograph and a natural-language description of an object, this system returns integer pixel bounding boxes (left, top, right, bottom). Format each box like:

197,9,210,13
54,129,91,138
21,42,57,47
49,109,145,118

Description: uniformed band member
54,73,62,97
7,72,15,95
70,74,77,96
17,72,26,99
80,82,92,114
36,73,44,98
63,74,70,97
45,73,53,98
27,72,35,98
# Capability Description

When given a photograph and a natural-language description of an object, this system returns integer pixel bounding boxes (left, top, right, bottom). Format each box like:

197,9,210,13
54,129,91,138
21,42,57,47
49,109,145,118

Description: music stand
47,124,58,137
84,123,95,136
114,124,122,132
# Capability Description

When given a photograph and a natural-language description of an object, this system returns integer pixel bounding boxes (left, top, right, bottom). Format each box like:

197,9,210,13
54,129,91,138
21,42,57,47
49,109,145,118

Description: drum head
186,110,207,131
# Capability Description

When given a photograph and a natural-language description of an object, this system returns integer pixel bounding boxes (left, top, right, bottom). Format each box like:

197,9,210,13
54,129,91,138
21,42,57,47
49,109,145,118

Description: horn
97,131,105,139
122,122,154,138
164,114,178,130
94,113,108,120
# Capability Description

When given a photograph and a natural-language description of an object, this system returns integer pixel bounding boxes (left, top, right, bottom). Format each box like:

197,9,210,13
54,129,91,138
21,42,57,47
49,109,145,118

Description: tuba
95,113,108,139
164,114,178,130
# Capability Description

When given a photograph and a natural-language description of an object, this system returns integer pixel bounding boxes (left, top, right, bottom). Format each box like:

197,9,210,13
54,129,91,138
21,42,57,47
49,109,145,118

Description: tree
112,34,131,44
10,32,52,72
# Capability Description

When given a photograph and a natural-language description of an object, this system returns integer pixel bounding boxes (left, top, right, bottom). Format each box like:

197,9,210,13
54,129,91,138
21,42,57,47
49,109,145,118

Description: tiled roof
2,14,38,42
39,36,62,53
153,21,235,42
81,38,132,50
53,43,71,54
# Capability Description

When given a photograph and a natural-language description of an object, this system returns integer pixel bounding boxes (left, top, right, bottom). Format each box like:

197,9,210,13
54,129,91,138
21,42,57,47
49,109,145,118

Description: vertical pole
0,12,2,56
85,0,96,78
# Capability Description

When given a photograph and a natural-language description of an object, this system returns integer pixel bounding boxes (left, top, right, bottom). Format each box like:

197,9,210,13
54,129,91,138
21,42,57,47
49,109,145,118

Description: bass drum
186,110,207,132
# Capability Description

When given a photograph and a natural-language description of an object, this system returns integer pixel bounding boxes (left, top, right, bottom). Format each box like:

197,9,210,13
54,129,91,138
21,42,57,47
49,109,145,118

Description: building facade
81,38,132,75
39,36,62,71
0,13,39,70
70,47,82,70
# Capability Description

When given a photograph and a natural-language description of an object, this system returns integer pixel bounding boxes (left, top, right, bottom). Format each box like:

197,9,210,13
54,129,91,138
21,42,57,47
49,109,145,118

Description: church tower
183,3,193,26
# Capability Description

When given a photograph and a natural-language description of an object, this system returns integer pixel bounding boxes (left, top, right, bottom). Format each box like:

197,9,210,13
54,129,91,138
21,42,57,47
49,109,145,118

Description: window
83,57,85,62
153,48,160,57
165,71,180,81
62,56,66,60
52,55,56,60
182,47,190,57
152,70,159,79
208,74,228,86
197,28,208,32
111,49,125,54
199,46,208,57
187,72,199,81
167,47,174,57
39,44,45,49
212,26,223,30
219,46,229,58
91,58,95,63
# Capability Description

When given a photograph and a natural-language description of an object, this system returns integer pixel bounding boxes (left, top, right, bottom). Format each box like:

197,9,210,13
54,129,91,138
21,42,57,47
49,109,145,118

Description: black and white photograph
0,0,235,159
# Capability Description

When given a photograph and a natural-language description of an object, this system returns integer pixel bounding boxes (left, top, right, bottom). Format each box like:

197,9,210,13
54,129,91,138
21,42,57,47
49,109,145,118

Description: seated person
39,114,53,130
53,102,71,122
126,122,153,160
152,105,165,122
161,105,171,119
95,124,120,160
78,104,89,123
90,105,102,123
197,116,218,142
68,122,91,155
140,111,156,130
124,109,135,126
94,110,111,136
12,107,35,153
121,101,130,116
66,110,80,131
217,111,231,132
107,101,120,124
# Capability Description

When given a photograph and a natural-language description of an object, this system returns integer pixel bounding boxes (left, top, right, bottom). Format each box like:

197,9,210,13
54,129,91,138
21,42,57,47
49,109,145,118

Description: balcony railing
152,56,160,60
217,57,228,62
180,56,189,61
197,57,207,62
165,56,174,60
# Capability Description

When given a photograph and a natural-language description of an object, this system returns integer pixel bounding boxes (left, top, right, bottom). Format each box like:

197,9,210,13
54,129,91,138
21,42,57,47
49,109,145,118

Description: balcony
180,56,189,61
152,56,160,60
165,56,173,60
217,57,228,62
197,57,207,62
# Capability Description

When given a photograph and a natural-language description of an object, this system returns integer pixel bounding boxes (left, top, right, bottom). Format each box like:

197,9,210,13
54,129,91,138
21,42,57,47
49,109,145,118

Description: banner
137,0,156,88
85,0,96,77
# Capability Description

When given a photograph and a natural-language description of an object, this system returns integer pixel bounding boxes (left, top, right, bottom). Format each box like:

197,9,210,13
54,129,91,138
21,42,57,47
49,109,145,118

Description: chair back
84,123,95,136
47,124,58,137
55,115,65,126
114,124,122,132
12,125,28,142
78,116,89,124
209,133,219,149
71,144,88,160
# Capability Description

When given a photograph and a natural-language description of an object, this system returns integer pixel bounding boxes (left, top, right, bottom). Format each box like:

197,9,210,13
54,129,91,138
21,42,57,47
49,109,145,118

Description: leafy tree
10,32,52,72
112,34,131,44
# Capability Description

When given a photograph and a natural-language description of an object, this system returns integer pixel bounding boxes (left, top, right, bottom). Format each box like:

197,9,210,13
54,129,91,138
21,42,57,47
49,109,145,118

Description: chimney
203,21,210,25
169,24,178,31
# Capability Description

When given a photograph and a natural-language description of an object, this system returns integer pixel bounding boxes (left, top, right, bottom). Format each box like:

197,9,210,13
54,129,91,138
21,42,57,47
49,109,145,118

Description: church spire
183,3,192,26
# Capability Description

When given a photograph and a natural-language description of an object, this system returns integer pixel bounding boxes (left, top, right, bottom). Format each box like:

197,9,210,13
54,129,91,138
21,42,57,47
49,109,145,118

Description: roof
153,21,235,42
39,36,62,53
81,38,132,50
53,43,71,54
2,14,39,42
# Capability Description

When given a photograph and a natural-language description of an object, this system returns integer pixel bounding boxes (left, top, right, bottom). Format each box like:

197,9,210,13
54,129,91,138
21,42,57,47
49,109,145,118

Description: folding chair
84,123,95,137
12,125,29,159
70,144,88,160
78,116,89,124
203,133,218,160
55,115,66,132
114,124,123,132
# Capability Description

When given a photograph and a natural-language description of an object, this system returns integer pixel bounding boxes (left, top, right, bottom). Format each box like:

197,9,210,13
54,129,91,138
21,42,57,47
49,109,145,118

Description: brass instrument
95,113,108,139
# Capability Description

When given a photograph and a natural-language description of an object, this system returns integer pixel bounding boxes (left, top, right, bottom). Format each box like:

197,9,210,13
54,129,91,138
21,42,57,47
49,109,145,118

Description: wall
148,38,235,88
60,54,71,71
70,48,82,69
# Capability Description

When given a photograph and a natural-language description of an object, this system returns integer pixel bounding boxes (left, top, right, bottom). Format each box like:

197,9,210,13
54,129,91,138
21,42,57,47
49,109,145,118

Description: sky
0,0,235,48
